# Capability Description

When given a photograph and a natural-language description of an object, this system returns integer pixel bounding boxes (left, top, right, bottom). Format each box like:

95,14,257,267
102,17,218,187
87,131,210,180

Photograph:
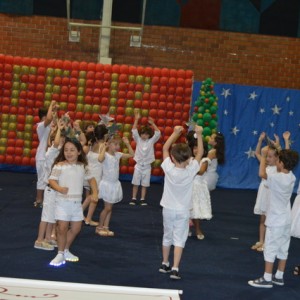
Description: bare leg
259,215,266,244
162,245,171,264
132,185,139,199
264,260,274,277
141,186,147,200
277,259,287,272
85,201,98,225
82,190,91,211
45,223,54,241
56,220,69,252
65,221,82,250
192,219,204,239
36,221,48,242
98,201,113,228
173,246,183,269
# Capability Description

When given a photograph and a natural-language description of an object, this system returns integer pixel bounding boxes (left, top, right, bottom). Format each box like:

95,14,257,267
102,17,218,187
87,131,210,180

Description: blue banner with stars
192,82,300,191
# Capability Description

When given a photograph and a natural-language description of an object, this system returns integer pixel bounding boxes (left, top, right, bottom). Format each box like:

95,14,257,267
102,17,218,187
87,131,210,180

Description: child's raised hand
283,131,290,140
194,125,203,135
273,134,280,147
134,109,140,120
174,126,183,135
122,136,130,144
261,146,268,157
148,117,154,125
57,118,65,130
259,132,265,141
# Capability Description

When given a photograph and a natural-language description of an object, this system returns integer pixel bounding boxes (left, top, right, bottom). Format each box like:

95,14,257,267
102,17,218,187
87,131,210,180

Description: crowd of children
32,102,300,286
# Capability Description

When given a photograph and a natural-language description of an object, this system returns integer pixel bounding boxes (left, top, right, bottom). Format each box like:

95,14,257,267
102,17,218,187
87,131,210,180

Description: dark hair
139,125,154,138
52,138,88,168
186,131,208,158
278,149,299,171
215,132,225,165
38,108,47,120
90,124,108,145
170,143,192,163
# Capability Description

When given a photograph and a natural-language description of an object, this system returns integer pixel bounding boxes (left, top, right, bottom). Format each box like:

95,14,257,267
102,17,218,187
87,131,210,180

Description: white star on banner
221,88,231,99
224,110,228,115
245,147,256,159
271,104,282,115
270,122,275,127
289,111,294,116
253,130,258,135
286,96,290,102
249,91,258,100
260,108,265,113
231,126,240,135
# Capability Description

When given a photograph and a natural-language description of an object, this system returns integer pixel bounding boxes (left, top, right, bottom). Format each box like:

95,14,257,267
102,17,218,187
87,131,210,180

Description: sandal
103,227,114,237
95,227,109,236
293,266,300,276
256,244,264,252
33,201,43,208
251,241,263,250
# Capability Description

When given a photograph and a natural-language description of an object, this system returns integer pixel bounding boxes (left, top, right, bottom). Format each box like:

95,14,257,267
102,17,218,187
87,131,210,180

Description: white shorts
36,159,47,190
264,225,291,262
131,164,151,187
162,208,190,248
55,200,84,222
41,187,56,223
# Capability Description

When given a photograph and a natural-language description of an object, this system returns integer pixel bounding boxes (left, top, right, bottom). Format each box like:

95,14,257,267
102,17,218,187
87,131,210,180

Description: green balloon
209,120,217,129
210,106,217,114
203,127,212,137
198,106,205,113
197,119,204,126
195,100,201,107
192,114,198,122
203,112,212,122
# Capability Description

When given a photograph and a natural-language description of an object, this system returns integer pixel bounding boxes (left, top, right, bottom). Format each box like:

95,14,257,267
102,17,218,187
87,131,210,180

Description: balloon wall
0,54,193,176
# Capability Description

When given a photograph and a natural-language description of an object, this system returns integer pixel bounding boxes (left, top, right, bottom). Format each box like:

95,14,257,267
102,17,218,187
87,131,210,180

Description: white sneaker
64,250,79,262
49,253,66,267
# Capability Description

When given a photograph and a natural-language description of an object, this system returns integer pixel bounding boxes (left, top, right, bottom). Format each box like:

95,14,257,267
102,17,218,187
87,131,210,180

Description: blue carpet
0,171,300,300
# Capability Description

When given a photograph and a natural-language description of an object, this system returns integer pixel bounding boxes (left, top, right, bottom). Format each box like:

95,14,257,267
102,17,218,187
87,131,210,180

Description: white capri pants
264,225,291,263
41,186,56,223
131,164,151,187
162,208,190,248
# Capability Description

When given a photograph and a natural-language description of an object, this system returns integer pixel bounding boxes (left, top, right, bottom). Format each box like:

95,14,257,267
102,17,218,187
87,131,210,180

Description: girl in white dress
203,132,225,191
187,132,212,239
82,124,108,226
48,138,98,267
95,135,134,237
291,182,300,238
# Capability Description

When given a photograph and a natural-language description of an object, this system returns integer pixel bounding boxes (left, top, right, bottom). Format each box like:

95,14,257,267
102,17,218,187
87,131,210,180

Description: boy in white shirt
34,100,56,208
159,125,203,280
249,148,299,288
130,110,161,206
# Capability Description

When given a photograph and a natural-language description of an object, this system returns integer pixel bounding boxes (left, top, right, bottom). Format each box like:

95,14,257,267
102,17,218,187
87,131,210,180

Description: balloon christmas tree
191,78,218,141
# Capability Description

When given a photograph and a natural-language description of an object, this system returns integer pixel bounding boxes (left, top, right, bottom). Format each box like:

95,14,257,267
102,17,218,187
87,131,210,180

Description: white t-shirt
265,171,296,227
160,157,200,211
132,128,161,165
35,121,51,161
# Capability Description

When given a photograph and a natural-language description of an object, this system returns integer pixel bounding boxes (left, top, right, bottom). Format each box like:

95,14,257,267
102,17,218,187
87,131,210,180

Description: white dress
291,183,300,238
99,152,123,203
202,158,218,191
190,159,212,220
254,165,277,215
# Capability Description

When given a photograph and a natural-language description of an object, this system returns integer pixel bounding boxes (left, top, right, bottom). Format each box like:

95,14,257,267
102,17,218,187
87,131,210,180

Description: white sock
264,272,272,281
275,270,284,279
172,267,179,272
162,262,169,267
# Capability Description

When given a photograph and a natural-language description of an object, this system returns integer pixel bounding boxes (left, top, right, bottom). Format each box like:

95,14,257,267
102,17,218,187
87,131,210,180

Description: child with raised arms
130,109,161,206
95,134,134,236
159,125,203,280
